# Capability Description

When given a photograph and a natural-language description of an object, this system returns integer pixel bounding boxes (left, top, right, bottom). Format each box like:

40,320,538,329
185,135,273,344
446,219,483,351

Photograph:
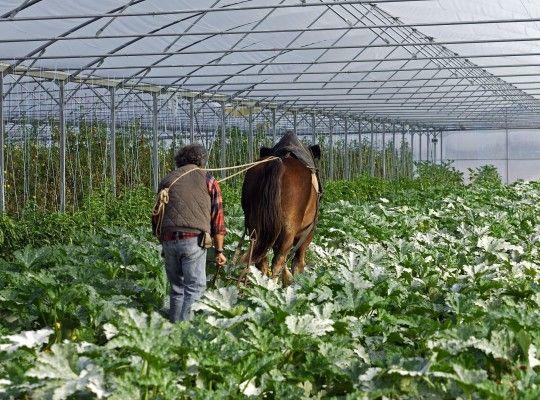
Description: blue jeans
162,238,207,322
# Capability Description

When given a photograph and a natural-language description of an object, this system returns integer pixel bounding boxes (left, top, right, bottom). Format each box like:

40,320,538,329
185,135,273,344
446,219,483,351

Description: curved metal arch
11,0,148,71
94,0,250,108
165,0,326,102
127,2,289,94
118,0,279,94
71,0,269,96
1,0,45,19
104,0,230,91
4,0,149,99
67,6,212,81
373,4,535,110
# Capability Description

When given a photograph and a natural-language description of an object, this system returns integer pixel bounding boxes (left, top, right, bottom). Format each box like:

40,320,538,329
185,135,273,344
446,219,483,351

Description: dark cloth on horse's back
263,132,316,171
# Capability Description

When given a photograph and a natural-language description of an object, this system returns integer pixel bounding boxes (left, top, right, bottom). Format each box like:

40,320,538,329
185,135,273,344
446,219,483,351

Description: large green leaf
25,343,108,399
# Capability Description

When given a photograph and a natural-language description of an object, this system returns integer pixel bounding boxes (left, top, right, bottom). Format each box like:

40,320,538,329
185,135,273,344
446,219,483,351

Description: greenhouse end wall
441,130,540,183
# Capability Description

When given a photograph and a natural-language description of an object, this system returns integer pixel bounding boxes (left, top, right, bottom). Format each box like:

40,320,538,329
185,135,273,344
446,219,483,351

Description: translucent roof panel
0,0,539,130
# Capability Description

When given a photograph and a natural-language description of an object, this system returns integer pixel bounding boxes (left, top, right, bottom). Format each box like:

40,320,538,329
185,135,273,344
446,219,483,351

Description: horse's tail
242,158,284,264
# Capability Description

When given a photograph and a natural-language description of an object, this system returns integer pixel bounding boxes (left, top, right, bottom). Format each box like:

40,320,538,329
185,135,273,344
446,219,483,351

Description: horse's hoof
282,269,294,287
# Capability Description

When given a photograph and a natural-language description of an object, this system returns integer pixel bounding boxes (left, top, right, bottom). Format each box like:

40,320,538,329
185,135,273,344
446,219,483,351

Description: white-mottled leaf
248,266,280,291
0,328,53,353
206,310,255,328
0,379,12,394
26,344,108,399
388,367,425,377
192,286,239,313
452,364,487,384
358,367,381,382
528,344,540,368
102,323,118,340
240,378,261,397
106,308,172,358
285,314,334,337
354,344,370,364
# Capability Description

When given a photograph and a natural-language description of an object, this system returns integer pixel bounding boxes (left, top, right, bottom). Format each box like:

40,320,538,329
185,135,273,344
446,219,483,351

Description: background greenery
3,123,413,214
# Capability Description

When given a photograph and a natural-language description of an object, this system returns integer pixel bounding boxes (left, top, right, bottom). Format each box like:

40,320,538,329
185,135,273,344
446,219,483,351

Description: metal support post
439,132,443,165
109,87,117,196
172,128,177,158
59,81,66,212
391,123,396,179
432,134,437,164
401,128,406,177
0,73,4,213
410,128,415,177
358,120,363,175
248,106,254,162
311,112,316,145
271,107,277,144
221,101,227,179
344,117,350,180
329,115,334,180
189,96,195,143
369,121,375,177
426,131,431,162
293,110,298,136
152,93,159,192
505,128,509,184
418,130,423,162
424,132,429,162
382,123,386,179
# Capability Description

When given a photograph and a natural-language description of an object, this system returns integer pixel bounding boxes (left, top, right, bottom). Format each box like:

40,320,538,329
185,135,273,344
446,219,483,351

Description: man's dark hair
175,144,208,168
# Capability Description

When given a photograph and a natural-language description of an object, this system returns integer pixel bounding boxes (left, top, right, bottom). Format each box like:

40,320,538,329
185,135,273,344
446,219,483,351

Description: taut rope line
152,156,280,239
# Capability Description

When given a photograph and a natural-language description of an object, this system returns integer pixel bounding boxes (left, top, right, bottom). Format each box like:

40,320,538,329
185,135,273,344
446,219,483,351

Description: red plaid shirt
206,174,227,236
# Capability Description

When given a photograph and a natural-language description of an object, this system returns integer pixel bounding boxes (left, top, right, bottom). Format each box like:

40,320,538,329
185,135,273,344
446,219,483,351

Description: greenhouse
1,1,539,398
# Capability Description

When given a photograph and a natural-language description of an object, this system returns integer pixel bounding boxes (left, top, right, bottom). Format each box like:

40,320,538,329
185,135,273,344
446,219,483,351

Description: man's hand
215,252,227,266
213,234,226,267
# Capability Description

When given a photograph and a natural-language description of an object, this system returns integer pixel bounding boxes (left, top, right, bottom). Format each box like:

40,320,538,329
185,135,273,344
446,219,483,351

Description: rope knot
159,188,170,205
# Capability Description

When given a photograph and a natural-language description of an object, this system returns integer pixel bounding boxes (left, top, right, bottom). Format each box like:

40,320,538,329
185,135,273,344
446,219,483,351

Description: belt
162,231,199,242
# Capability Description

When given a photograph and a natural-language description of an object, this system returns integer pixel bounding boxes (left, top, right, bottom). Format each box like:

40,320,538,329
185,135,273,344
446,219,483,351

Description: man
153,144,227,322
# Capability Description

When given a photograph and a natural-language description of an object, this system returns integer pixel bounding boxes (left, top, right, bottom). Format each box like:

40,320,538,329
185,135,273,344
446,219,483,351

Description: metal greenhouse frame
0,0,539,212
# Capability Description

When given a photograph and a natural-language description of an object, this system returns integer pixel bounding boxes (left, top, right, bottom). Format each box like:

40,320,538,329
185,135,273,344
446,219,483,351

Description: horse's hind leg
292,230,314,275
256,255,270,277
271,233,295,286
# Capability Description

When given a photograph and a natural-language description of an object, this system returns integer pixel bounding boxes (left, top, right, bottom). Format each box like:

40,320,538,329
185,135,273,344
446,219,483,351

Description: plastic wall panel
442,129,540,183
443,130,507,161
508,160,540,182
508,130,540,159
451,160,508,182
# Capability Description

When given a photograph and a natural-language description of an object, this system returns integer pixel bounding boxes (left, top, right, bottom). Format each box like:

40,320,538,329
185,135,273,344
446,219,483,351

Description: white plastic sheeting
381,0,540,98
440,129,540,183
0,0,539,131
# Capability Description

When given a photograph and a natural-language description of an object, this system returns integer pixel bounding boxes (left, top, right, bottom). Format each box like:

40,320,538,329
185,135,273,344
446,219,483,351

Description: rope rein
152,156,280,240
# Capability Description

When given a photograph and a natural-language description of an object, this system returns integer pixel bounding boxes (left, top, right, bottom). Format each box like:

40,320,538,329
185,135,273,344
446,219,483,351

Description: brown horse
241,142,321,285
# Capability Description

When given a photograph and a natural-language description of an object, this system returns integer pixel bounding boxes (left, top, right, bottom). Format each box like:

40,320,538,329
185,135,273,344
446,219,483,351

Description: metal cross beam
0,1,441,22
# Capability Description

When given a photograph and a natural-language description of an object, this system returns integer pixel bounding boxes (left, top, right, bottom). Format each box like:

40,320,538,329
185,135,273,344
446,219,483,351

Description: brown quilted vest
159,164,211,235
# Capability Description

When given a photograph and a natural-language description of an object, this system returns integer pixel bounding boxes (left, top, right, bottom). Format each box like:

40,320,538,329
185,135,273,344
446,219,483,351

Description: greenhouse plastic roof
1,0,540,131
